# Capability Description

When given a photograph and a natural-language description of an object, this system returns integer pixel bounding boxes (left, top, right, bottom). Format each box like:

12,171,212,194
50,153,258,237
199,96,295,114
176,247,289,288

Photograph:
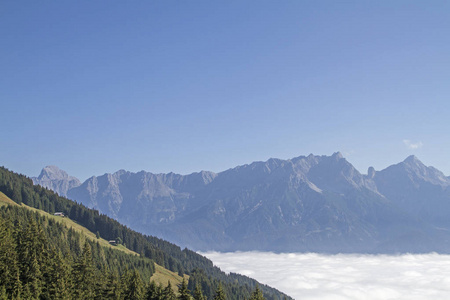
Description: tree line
0,166,291,300
0,205,268,300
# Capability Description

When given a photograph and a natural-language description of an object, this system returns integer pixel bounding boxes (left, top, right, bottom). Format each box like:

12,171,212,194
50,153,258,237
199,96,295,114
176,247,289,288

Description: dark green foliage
145,281,163,300
0,286,7,300
0,217,21,298
72,241,96,299
45,248,71,300
16,218,46,299
0,166,292,300
163,281,177,300
249,286,265,300
122,269,145,300
214,283,227,300
103,270,122,300
178,279,191,300
0,205,156,299
193,284,205,300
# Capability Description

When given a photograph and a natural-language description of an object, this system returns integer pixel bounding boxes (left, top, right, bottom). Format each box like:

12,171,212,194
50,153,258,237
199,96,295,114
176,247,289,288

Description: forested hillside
0,203,156,299
0,166,291,300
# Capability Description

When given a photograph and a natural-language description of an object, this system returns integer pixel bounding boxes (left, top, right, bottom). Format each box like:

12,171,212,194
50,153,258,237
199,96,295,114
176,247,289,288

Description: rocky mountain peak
403,155,422,166
377,156,450,189
332,151,344,160
367,166,376,179
33,166,81,197
38,165,70,180
32,153,450,253
198,170,217,184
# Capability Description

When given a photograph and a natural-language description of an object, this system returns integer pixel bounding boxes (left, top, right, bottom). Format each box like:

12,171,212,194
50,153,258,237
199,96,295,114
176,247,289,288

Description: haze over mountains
33,153,450,253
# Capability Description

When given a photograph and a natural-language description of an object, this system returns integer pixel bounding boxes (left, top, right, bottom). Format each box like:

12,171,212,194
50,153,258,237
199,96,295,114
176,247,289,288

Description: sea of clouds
201,252,450,300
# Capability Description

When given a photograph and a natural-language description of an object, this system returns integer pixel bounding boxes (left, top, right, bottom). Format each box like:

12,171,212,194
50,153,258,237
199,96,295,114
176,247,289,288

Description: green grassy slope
152,263,189,293
0,166,292,300
0,191,17,206
0,192,184,291
0,191,139,256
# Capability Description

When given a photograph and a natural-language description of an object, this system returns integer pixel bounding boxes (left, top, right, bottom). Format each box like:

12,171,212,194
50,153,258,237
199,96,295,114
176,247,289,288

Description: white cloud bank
201,252,450,300
403,139,423,149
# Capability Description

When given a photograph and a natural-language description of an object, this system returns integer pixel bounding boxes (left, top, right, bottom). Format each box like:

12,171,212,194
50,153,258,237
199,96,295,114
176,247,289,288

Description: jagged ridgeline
0,166,292,300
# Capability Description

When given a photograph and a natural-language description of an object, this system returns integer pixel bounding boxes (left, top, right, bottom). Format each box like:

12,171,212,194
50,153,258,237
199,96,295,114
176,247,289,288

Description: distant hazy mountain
32,165,81,197
34,153,450,253
372,155,450,226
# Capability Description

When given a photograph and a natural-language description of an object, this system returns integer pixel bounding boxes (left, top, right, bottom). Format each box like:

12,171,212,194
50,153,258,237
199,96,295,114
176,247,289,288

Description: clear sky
1,1,450,181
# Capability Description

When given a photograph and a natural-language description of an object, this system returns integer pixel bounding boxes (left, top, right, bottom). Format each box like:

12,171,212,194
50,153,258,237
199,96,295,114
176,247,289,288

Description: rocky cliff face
32,166,81,197
34,153,450,253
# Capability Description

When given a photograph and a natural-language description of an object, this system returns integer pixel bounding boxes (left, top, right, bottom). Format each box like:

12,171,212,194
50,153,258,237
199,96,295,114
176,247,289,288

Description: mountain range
1,166,290,300
33,153,450,253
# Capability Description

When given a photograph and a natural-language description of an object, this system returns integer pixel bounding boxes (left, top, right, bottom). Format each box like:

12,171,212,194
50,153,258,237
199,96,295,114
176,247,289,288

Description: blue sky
1,1,450,181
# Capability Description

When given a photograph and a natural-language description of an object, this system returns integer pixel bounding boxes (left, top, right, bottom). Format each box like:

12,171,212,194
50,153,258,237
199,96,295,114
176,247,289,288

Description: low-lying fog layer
201,252,450,300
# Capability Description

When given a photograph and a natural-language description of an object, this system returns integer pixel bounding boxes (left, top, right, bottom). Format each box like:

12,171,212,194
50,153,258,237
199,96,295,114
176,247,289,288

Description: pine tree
103,270,122,300
123,269,144,300
72,241,95,299
93,267,107,300
178,278,191,300
0,286,7,300
249,286,265,300
45,248,71,299
145,280,163,300
163,281,177,300
193,284,205,300
16,218,45,299
0,217,21,298
213,283,226,300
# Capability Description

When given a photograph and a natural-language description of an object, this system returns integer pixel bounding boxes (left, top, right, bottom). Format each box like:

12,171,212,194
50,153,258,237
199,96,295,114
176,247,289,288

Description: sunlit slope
0,191,184,289
0,192,138,255
0,166,292,300
151,263,188,292
0,191,18,206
